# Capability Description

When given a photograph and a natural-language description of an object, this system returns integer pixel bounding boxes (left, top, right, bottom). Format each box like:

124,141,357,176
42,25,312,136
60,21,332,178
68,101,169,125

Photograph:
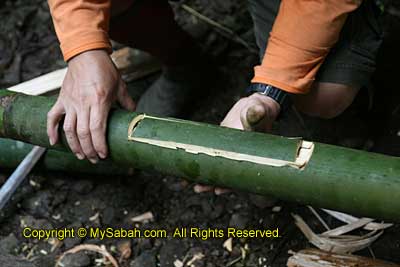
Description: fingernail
98,152,106,159
49,139,55,146
89,158,98,164
75,153,84,160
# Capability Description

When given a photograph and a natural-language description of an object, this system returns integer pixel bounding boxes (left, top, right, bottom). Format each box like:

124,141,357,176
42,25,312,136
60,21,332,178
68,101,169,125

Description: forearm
252,0,363,94
48,0,112,61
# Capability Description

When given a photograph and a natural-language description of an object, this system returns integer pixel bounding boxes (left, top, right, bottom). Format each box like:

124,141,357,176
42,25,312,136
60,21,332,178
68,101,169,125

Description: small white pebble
52,214,61,220
174,259,184,267
272,206,282,212
29,179,40,188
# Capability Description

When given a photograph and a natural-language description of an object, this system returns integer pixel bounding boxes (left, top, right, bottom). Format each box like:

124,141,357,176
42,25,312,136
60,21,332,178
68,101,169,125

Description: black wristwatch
245,83,292,114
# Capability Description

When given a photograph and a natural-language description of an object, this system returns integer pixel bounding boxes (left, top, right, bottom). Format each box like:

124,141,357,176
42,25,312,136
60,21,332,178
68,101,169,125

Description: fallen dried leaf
322,209,393,231
223,238,233,252
293,214,383,254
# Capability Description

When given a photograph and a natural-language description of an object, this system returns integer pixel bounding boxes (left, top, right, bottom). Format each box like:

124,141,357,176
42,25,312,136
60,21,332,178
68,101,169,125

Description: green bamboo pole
0,138,133,175
1,91,400,220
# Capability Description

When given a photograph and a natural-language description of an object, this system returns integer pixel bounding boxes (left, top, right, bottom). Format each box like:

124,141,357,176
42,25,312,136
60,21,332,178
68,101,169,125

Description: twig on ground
307,206,330,231
225,256,241,267
55,244,119,267
368,246,376,259
181,4,258,54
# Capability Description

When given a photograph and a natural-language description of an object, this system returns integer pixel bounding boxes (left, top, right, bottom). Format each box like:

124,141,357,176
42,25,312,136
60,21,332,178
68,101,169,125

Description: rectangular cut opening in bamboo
127,114,314,169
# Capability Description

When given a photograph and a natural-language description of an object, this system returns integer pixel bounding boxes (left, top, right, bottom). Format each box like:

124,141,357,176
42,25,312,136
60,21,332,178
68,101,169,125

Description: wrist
245,83,291,116
68,49,110,64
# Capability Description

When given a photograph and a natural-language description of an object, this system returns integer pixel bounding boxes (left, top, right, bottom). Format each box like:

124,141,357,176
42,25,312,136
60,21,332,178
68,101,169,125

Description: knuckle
95,88,109,101
63,123,73,133
89,117,104,132
77,129,90,139
89,123,102,133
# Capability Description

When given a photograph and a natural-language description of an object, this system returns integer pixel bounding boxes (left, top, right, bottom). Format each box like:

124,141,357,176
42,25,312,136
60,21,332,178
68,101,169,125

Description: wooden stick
6,68,67,96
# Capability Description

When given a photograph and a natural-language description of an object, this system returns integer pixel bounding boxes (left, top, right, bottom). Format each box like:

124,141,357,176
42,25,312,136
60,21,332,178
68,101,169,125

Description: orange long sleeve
48,0,112,61
252,0,363,94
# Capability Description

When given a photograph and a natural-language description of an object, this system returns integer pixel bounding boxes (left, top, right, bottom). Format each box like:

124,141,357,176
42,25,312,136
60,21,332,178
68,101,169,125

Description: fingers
90,104,109,159
47,100,64,146
118,81,136,111
63,109,84,160
63,103,109,162
76,108,99,164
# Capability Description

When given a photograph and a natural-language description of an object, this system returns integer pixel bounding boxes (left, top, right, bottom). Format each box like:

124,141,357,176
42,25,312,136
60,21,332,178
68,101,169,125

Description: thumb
240,103,266,131
117,81,136,112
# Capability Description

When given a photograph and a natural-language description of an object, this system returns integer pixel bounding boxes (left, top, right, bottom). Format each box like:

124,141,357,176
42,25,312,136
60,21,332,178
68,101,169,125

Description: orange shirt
48,0,362,94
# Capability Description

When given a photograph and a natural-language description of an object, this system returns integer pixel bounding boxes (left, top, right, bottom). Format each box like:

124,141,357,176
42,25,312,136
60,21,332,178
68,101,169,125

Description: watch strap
245,83,291,113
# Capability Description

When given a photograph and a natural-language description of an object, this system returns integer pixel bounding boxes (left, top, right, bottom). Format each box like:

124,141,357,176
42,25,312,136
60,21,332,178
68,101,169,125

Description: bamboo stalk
0,92,400,220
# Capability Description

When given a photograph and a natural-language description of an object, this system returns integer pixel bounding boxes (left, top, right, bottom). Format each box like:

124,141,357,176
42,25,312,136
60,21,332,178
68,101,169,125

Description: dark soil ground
1,0,400,266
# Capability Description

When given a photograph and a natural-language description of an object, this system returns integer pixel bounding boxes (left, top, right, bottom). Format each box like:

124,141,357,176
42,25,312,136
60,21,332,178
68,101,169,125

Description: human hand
193,93,280,194
47,50,136,163
220,92,280,131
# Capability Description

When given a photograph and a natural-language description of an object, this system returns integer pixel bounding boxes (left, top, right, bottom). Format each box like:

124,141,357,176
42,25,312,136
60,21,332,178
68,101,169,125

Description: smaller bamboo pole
0,138,133,176
0,146,46,210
